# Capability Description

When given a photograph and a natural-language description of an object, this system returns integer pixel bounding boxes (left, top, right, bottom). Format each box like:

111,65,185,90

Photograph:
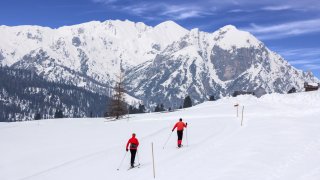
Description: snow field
1,91,320,180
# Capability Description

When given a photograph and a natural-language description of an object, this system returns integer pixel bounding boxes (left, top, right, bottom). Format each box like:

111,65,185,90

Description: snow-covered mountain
125,25,318,107
0,20,318,108
0,20,187,86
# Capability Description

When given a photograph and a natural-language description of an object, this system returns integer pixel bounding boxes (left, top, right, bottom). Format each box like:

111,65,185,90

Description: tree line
0,66,111,122
1,66,216,121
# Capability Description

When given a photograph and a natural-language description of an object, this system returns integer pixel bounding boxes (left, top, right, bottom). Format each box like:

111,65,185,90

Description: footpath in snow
1,91,320,180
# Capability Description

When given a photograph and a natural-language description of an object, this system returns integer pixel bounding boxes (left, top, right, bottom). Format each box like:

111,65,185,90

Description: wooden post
152,142,156,179
237,105,239,117
241,106,244,126
234,103,239,117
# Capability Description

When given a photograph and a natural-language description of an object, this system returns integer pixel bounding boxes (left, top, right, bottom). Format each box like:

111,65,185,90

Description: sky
0,0,319,78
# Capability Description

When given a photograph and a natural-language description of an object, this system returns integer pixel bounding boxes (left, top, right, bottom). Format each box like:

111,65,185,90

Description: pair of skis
177,144,184,149
127,163,141,170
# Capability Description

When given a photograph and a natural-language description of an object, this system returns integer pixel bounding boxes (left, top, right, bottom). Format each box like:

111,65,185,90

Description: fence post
237,105,239,117
152,142,156,179
234,103,239,117
241,106,244,126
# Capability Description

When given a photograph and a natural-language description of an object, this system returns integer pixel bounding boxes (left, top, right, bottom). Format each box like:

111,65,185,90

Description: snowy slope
1,91,320,180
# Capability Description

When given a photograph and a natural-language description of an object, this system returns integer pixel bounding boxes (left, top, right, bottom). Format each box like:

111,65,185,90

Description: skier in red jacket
126,133,139,168
172,118,187,148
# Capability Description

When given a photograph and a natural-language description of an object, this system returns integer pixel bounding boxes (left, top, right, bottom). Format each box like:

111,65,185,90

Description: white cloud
303,64,320,70
274,47,320,72
227,0,320,10
228,5,293,14
261,5,292,11
175,11,203,20
289,59,320,65
289,59,320,72
92,0,118,4
120,3,213,20
161,4,211,20
90,0,320,22
243,19,320,40
228,9,253,13
278,48,320,58
122,4,148,16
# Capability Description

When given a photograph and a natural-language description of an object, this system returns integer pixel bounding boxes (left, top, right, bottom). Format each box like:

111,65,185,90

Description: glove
126,148,128,152
186,123,188,125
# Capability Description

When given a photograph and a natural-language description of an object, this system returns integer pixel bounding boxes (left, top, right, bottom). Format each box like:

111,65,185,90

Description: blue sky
0,0,319,78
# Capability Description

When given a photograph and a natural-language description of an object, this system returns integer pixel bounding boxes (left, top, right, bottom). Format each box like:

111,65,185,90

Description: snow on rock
0,19,188,77
1,91,320,180
125,23,318,108
125,93,143,106
212,25,262,50
307,82,319,87
0,20,318,109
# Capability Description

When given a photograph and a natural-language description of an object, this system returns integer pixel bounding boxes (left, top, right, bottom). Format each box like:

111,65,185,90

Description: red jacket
126,135,139,150
172,121,187,131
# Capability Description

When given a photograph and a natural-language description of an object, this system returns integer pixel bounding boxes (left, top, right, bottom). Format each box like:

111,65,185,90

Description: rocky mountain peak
0,20,318,109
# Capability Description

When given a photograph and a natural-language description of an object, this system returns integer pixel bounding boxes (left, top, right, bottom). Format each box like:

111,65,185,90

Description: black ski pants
177,130,183,140
130,149,137,166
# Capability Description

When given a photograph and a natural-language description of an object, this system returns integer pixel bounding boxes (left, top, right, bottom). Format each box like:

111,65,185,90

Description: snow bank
1,91,320,180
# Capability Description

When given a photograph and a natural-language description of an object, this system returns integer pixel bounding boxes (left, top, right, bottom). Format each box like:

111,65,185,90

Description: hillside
1,91,319,180
0,66,110,121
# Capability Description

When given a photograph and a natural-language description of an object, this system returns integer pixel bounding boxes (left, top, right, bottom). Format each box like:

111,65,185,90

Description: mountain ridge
0,19,318,109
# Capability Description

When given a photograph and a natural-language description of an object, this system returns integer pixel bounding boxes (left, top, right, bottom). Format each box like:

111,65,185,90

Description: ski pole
186,126,189,147
117,151,127,170
137,150,140,165
162,131,173,149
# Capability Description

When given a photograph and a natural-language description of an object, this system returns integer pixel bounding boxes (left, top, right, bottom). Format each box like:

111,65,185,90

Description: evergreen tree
183,96,192,108
54,109,63,118
138,103,145,113
160,104,165,111
129,105,139,114
154,103,165,112
154,104,160,112
288,87,296,94
34,113,41,120
128,105,134,114
108,73,127,119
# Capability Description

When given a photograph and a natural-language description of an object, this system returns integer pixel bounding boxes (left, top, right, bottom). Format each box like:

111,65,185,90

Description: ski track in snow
12,121,173,180
1,91,320,180
18,148,108,180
